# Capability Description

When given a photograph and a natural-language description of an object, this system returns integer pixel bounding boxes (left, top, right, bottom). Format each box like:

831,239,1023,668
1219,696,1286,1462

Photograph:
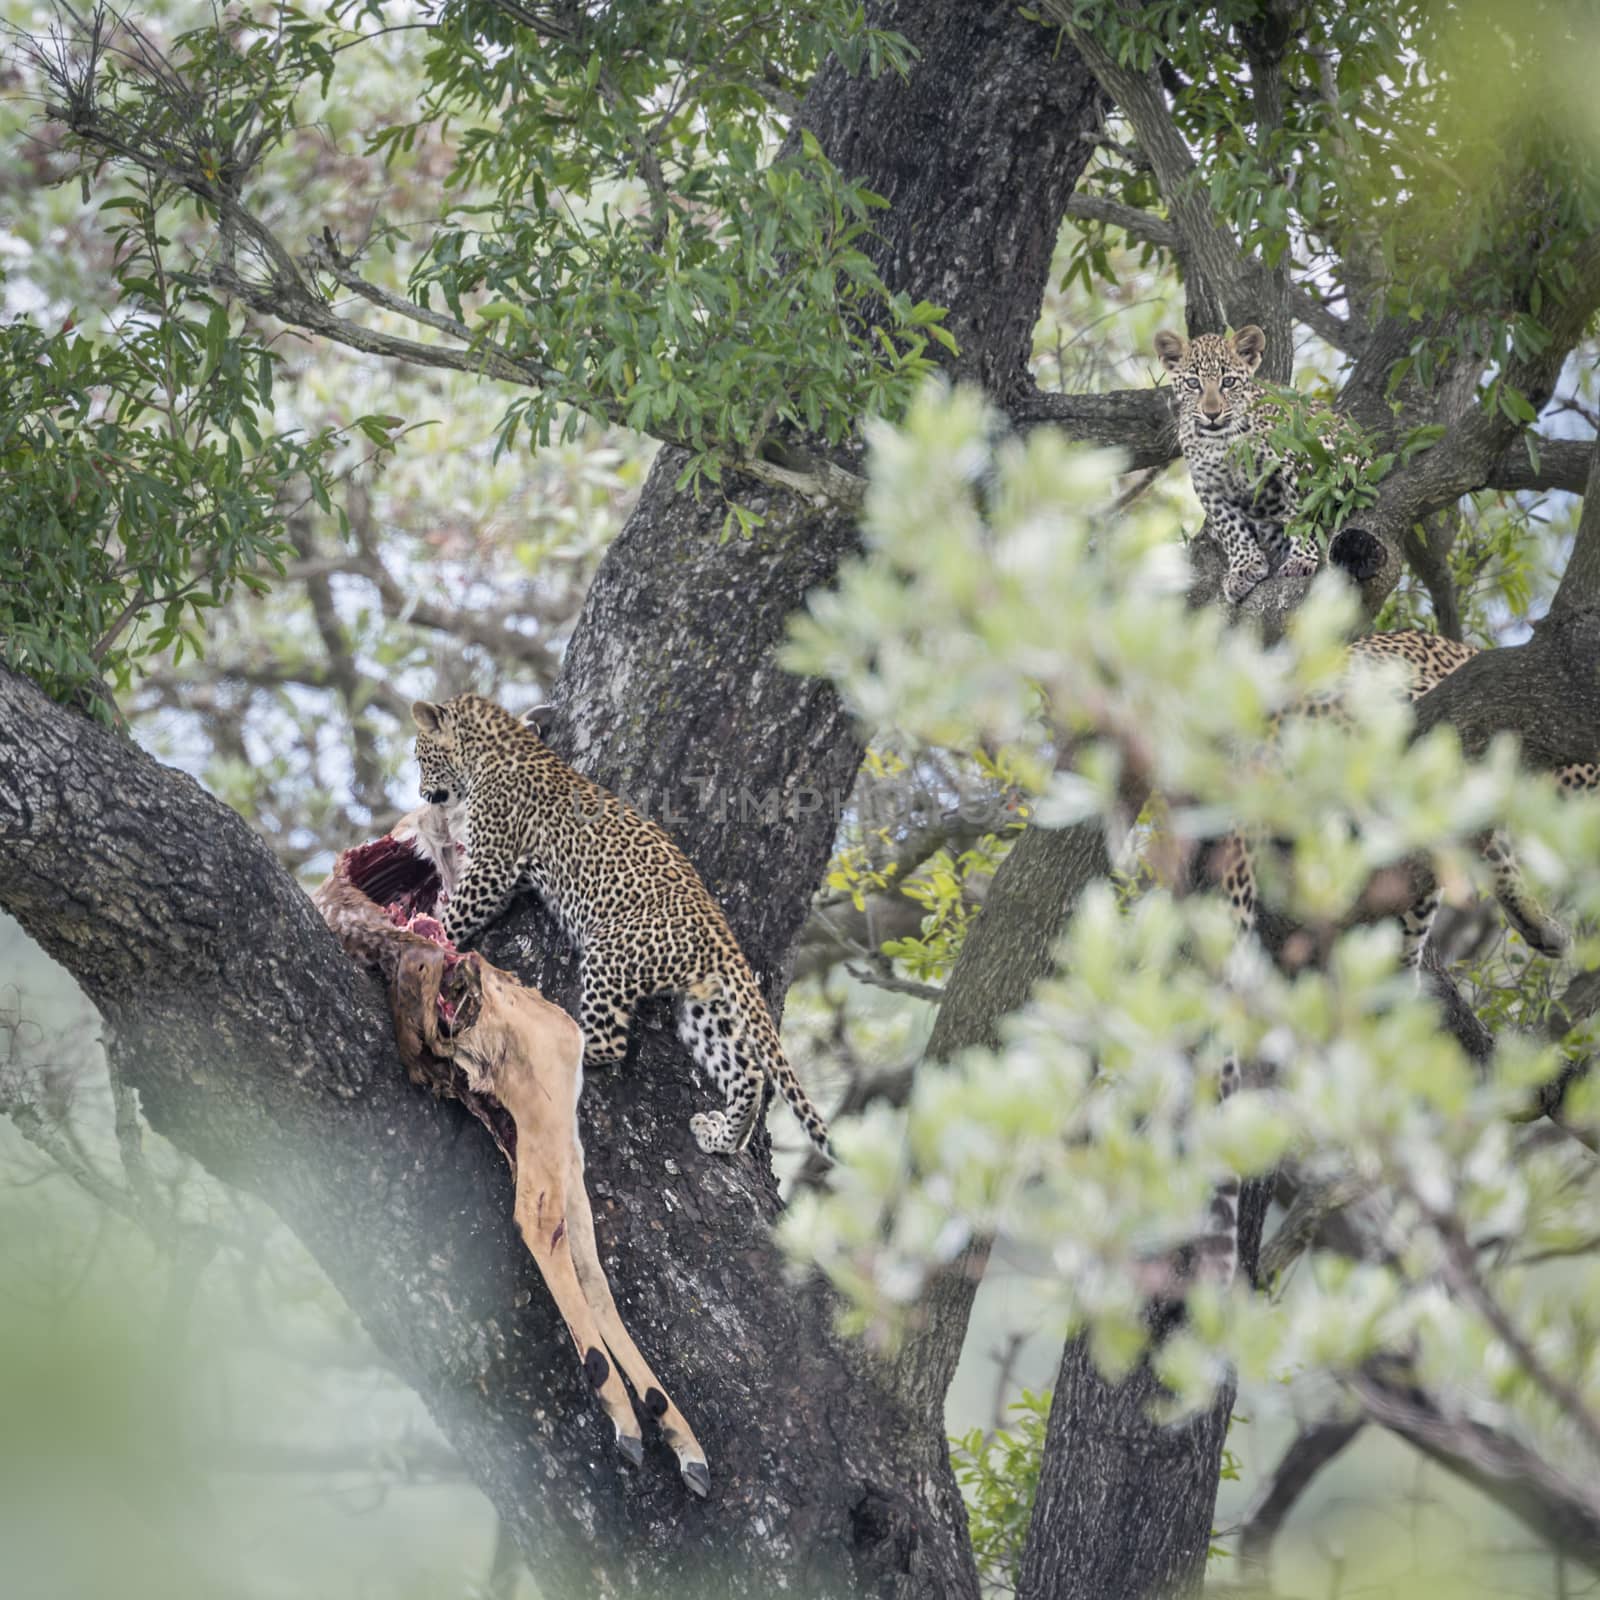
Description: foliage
884,830,1016,984
25,0,944,501
784,386,1600,1483
0,186,384,714
1057,0,1600,386
396,0,942,474
948,1389,1052,1597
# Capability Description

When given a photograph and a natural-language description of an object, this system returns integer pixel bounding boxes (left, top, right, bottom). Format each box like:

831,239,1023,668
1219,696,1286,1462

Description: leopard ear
1231,325,1265,372
521,704,556,739
411,700,445,735
1153,329,1188,371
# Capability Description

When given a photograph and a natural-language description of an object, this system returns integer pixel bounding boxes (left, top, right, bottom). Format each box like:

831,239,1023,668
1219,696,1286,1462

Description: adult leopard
1220,628,1597,973
411,693,833,1160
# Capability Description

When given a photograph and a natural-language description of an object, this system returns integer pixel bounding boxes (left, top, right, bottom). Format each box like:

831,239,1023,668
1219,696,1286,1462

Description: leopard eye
1221,375,1238,389
1185,377,1201,391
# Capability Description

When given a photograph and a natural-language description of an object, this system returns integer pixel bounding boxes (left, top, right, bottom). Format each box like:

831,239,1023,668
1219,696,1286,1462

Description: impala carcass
313,805,708,1495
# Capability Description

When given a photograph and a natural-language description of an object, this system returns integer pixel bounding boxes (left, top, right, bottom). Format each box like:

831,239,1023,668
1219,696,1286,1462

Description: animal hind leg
676,990,765,1155
1398,886,1442,978
577,945,638,1067
1194,1051,1241,1288
562,1156,710,1497
511,1152,645,1468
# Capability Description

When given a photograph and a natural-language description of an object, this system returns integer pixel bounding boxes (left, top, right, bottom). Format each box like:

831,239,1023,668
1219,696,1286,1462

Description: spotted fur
1219,628,1598,970
1155,325,1354,603
411,694,832,1160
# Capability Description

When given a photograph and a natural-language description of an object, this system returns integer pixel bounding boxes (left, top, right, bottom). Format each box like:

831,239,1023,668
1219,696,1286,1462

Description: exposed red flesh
344,833,442,918
333,826,518,1173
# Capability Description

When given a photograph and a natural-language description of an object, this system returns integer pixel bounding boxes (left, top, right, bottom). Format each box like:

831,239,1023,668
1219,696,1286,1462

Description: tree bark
0,6,1109,1598
1018,1346,1232,1600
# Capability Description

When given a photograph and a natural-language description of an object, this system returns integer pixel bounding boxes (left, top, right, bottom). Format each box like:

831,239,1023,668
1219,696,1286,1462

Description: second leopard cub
1156,324,1351,603
412,693,831,1160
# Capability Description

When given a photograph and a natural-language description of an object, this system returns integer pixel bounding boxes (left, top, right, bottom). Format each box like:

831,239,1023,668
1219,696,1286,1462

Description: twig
843,963,944,1003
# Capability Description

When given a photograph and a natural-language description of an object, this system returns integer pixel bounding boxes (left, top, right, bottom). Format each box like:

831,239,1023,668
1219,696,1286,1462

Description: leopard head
1154,325,1264,441
411,698,466,807
412,692,529,808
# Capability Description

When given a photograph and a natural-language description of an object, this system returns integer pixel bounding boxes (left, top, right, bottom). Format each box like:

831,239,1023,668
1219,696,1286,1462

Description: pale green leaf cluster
783,385,1600,1466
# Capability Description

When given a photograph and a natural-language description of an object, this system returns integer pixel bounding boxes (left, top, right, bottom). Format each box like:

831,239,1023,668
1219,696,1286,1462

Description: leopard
411,693,833,1161
1219,628,1599,975
1186,629,1594,1298
1155,324,1364,604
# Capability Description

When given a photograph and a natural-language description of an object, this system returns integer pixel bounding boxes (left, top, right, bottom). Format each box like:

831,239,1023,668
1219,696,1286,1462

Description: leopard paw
1277,552,1319,579
690,1110,734,1154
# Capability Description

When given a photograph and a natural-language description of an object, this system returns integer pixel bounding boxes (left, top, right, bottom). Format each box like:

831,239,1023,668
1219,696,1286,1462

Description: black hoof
616,1433,644,1468
1329,527,1385,583
681,1460,710,1499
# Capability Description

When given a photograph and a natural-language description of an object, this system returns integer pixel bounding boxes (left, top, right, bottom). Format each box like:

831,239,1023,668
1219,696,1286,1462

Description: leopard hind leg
1196,830,1259,1290
1194,1050,1241,1288
577,944,639,1067
675,980,765,1155
1398,886,1443,978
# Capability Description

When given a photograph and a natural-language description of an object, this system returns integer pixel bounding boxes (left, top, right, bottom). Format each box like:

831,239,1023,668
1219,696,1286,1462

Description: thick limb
511,1152,646,1466
563,1158,710,1496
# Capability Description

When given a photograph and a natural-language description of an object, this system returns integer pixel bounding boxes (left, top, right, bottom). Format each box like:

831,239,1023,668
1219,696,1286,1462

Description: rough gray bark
0,6,1109,1598
1012,1131,1271,1600
1410,605,1600,768
1017,1340,1238,1600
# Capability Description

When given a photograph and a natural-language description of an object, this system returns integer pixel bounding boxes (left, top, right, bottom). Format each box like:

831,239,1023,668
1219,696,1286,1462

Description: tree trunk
1017,1345,1235,1600
0,6,1108,1597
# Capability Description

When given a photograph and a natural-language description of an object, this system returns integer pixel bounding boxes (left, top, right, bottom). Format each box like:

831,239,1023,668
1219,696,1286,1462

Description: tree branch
1353,1366,1600,1569
42,81,869,515
1485,434,1595,496
1048,5,1254,342
1237,1414,1365,1579
1409,605,1600,769
1550,433,1600,618
1344,234,1600,608
1008,384,1179,467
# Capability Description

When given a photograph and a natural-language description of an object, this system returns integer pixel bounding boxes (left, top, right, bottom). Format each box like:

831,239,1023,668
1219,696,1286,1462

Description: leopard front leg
1208,502,1271,602
440,850,522,948
1253,467,1319,582
1276,528,1321,580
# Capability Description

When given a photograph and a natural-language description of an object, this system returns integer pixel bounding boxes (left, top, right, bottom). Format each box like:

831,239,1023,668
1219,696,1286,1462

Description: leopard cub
1155,324,1330,603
